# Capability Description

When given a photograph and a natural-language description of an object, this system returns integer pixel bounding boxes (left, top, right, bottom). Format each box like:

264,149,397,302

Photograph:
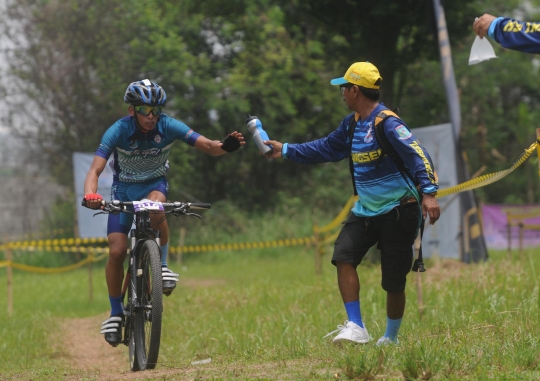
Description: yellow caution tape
169,237,313,254
437,140,538,198
314,196,357,234
0,252,109,274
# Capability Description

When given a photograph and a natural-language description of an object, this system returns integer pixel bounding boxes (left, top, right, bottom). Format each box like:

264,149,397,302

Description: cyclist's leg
100,183,131,346
145,189,168,250
106,232,128,300
145,189,179,295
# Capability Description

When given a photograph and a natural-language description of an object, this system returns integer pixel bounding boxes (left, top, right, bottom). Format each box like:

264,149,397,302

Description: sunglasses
340,84,356,95
134,105,163,116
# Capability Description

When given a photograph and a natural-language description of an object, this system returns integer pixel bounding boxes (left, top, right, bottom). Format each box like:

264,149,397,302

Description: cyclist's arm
84,156,107,195
194,131,245,156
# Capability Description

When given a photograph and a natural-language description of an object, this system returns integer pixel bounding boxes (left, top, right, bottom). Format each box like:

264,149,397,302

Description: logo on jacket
154,135,162,144
395,125,412,140
364,124,374,143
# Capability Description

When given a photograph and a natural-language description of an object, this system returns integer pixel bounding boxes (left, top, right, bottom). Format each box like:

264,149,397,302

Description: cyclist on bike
83,79,245,346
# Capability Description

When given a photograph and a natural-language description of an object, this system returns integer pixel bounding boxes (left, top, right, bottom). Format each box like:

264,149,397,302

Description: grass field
1,242,540,380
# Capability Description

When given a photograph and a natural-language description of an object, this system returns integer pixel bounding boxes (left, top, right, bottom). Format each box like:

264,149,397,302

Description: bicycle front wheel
134,240,163,370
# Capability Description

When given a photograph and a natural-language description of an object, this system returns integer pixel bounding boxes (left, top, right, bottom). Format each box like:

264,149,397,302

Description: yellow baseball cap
330,62,382,89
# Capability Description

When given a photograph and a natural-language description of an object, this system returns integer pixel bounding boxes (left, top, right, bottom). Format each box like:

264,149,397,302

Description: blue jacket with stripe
489,17,540,54
282,104,438,217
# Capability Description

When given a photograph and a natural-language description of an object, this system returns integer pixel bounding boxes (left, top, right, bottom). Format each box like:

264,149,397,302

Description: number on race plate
133,200,165,212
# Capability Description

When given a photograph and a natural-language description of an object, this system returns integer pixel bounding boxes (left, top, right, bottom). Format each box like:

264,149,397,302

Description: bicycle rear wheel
134,240,163,370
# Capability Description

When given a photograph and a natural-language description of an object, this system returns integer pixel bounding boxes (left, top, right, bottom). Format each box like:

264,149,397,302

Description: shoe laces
323,320,352,338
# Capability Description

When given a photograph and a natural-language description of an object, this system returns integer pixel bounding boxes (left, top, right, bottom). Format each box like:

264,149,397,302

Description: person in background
83,79,245,346
263,62,440,346
474,13,540,54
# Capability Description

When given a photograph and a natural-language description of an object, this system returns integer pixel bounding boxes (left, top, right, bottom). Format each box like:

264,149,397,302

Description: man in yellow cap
264,62,440,346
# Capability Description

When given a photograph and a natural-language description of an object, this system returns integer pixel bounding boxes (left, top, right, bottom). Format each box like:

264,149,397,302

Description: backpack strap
347,113,359,196
374,109,417,188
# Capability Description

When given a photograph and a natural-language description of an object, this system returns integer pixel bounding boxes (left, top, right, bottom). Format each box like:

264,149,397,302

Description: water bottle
246,114,272,156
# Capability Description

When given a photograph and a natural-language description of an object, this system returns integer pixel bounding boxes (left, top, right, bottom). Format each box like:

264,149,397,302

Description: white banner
412,123,460,259
73,152,113,238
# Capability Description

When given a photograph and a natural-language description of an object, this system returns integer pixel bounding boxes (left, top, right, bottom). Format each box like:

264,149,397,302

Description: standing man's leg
326,215,376,344
378,209,415,345
336,261,364,328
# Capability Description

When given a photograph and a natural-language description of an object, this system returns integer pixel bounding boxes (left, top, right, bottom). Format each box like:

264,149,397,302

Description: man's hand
218,131,246,152
473,14,497,38
84,193,103,210
421,194,440,225
263,140,283,159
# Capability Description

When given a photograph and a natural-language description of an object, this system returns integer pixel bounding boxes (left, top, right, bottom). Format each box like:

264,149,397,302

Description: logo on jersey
154,135,162,144
364,124,374,143
131,147,162,158
184,129,193,139
395,125,412,140
351,149,382,163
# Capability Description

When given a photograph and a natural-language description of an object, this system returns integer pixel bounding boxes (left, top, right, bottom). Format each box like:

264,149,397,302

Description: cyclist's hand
83,193,103,210
219,131,246,152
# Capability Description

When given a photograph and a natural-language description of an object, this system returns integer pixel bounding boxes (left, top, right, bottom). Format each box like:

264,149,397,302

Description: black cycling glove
220,134,241,152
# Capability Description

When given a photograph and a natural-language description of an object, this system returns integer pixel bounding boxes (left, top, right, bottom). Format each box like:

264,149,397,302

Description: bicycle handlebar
82,199,211,211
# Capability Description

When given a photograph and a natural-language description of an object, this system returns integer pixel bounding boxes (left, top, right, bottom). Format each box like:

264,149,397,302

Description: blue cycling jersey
283,104,438,217
489,17,540,54
95,114,200,182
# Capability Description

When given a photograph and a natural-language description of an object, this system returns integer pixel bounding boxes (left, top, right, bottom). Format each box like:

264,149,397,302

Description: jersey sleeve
284,120,350,164
95,121,122,160
383,117,439,194
490,17,540,54
162,115,201,146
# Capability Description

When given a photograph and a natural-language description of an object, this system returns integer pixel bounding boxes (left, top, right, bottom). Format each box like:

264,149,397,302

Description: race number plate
133,200,164,212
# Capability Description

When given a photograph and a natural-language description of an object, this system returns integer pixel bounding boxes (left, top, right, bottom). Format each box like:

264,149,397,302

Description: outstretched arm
194,131,245,156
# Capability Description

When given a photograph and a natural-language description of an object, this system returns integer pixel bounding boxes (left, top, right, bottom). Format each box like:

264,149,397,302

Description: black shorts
332,209,416,292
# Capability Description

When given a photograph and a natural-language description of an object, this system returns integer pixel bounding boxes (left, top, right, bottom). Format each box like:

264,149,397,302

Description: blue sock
109,295,123,317
344,300,364,328
161,243,169,267
384,316,402,341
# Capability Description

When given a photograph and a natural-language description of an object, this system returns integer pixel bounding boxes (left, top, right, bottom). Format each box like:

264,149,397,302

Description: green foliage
3,0,540,212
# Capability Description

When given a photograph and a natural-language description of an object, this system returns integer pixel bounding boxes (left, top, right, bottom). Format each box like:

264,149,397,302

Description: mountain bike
84,199,210,371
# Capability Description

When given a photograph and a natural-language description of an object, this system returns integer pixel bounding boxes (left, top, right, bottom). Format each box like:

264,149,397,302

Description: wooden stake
177,227,186,266
6,241,13,317
518,221,524,260
313,224,322,275
414,235,424,319
88,251,93,302
507,212,512,259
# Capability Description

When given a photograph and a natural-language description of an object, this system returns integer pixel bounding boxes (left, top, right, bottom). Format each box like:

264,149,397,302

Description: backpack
347,108,416,196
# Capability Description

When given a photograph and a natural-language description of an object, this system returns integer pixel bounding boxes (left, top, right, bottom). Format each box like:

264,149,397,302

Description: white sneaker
376,336,398,346
324,320,372,344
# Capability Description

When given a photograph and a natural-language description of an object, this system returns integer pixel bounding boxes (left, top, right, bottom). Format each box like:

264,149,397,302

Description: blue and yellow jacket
282,104,438,217
489,17,540,54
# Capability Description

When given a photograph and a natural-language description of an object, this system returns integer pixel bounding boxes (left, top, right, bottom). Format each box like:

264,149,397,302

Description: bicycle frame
84,198,210,371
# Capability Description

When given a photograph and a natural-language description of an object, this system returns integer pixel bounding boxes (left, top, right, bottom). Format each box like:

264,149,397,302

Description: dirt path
60,312,127,372
55,279,230,379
